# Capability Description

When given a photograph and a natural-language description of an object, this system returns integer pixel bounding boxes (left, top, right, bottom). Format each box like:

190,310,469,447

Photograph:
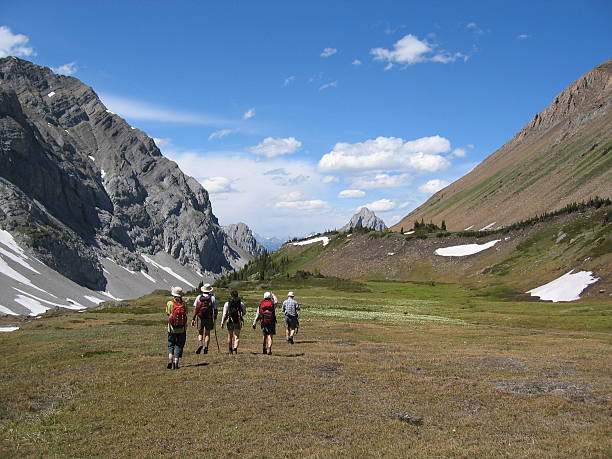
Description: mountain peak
341,208,388,232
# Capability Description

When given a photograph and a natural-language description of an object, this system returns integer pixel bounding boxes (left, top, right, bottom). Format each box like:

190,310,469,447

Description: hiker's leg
174,332,186,367
204,329,211,348
167,333,175,367
234,329,241,350
285,316,289,339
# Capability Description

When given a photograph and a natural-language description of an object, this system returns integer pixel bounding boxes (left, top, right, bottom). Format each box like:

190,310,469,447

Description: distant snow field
47,91,55,97
526,270,599,302
0,326,19,332
435,239,501,257
480,222,496,231
292,236,330,247
404,230,415,235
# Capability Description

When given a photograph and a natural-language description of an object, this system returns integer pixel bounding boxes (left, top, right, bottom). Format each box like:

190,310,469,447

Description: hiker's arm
220,302,228,328
252,308,260,327
213,296,219,321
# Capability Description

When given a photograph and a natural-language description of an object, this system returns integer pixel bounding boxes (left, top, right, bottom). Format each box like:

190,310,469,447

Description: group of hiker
165,284,300,369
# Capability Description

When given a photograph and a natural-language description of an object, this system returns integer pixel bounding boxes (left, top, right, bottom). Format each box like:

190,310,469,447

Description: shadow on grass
184,362,210,367
294,340,318,344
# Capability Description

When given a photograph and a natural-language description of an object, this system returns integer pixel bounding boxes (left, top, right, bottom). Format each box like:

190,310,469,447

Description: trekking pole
214,324,220,353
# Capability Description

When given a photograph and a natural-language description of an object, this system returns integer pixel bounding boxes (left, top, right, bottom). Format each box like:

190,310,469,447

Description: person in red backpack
221,289,246,354
166,286,188,369
252,291,277,355
190,283,218,354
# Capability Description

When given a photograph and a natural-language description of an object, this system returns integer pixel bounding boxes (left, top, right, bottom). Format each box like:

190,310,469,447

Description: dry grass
0,282,610,457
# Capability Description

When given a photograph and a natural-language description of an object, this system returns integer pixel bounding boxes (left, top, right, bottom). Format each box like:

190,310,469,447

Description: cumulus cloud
370,34,467,69
350,173,412,189
319,80,338,91
320,47,337,58
275,200,330,211
0,26,35,58
250,137,302,158
243,108,256,119
517,34,530,40
321,175,340,184
208,129,236,140
153,137,173,148
352,59,362,66
418,179,450,194
467,22,485,35
284,75,296,86
318,136,451,173
338,189,366,199
202,176,235,193
52,61,77,75
283,191,303,201
361,199,397,212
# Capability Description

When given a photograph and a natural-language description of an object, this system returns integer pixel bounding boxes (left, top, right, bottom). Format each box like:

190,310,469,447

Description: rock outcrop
223,223,266,257
0,57,247,305
341,208,388,232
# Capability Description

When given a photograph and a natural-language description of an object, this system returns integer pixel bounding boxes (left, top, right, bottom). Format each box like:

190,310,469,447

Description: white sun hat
171,286,183,297
263,291,271,299
201,283,214,293
287,291,295,297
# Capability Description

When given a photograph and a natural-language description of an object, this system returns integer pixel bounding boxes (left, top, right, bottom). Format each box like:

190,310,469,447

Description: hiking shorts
261,322,276,336
198,317,214,332
167,332,186,358
226,320,242,331
284,315,299,329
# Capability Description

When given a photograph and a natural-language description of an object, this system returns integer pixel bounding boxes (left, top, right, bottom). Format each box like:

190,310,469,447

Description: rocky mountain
341,207,388,232
223,223,266,257
0,57,251,315
255,234,289,252
394,60,612,232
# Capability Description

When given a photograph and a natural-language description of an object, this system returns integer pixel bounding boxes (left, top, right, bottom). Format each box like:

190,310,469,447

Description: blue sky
1,1,610,237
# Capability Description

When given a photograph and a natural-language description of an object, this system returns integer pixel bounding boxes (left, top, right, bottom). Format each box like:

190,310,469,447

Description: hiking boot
229,347,234,354
167,362,172,369
233,348,238,354
262,347,267,354
267,349,272,355
289,337,294,344
195,345,203,354
203,347,208,354
172,362,178,370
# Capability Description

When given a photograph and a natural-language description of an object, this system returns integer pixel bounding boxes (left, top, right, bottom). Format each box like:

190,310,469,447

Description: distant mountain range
0,57,260,315
254,234,291,252
394,60,611,232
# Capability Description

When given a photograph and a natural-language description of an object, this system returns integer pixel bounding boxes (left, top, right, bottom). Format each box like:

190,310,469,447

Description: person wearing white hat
190,283,218,354
252,291,278,354
282,291,300,344
166,286,188,369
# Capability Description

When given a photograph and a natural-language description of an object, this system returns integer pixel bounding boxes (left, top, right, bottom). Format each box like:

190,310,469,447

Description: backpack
259,299,275,324
168,298,187,328
228,297,242,323
195,294,214,320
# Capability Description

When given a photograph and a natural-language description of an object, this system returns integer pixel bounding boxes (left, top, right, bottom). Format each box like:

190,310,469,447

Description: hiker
282,291,300,344
253,291,277,355
166,286,188,369
191,283,218,354
220,289,246,354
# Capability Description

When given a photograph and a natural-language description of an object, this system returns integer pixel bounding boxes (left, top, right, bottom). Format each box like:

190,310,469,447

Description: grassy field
1,281,611,457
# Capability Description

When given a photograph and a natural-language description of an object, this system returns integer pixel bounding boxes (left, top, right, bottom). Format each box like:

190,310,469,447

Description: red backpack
195,294,213,320
168,298,187,328
259,299,275,324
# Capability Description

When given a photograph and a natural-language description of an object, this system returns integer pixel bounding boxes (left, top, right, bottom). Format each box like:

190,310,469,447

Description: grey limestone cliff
340,208,388,232
223,223,266,256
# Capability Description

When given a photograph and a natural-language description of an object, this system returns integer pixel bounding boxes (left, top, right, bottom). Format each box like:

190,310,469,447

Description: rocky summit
223,222,266,257
341,207,388,232
0,57,250,315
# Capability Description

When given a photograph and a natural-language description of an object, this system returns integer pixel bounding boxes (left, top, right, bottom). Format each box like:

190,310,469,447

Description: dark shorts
284,315,299,329
197,317,214,332
167,332,186,358
261,322,276,336
227,320,242,331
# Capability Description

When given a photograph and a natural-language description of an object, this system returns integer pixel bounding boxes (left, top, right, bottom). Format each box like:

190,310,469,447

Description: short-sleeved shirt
282,298,300,317
166,300,187,334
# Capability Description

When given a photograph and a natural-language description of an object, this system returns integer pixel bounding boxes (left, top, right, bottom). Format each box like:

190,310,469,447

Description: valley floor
1,282,611,457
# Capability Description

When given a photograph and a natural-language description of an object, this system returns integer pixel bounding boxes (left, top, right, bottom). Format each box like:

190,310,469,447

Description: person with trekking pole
282,291,300,344
166,286,188,369
220,289,246,354
253,291,277,355
191,283,218,355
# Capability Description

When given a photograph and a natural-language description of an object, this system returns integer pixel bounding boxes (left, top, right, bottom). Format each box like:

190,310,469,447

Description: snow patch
47,91,55,97
106,109,114,114
404,231,415,235
84,295,105,305
100,169,106,179
13,288,85,312
0,327,19,332
141,270,156,283
480,222,496,231
14,294,50,316
292,236,330,247
99,290,122,301
0,305,18,316
387,252,395,256
0,257,46,293
464,225,474,230
435,240,501,257
141,254,195,288
88,155,95,162
526,270,599,302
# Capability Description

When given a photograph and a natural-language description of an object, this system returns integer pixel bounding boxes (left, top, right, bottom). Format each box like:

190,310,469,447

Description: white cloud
386,215,402,226
339,189,366,199
418,179,450,194
361,199,397,212
370,34,467,68
208,129,236,140
101,94,231,125
284,191,303,201
350,173,412,189
517,34,530,40
318,136,451,173
202,176,234,193
320,47,337,58
243,108,256,119
321,175,339,184
52,61,78,75
275,199,330,211
153,137,173,148
0,26,35,58
352,59,362,66
284,75,296,86
451,148,467,158
319,81,338,91
249,137,302,158
467,22,485,35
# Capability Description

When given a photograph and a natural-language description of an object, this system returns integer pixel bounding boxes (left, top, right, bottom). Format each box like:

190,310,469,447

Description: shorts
197,317,214,332
261,322,276,336
226,320,242,331
284,315,299,329
167,332,186,358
